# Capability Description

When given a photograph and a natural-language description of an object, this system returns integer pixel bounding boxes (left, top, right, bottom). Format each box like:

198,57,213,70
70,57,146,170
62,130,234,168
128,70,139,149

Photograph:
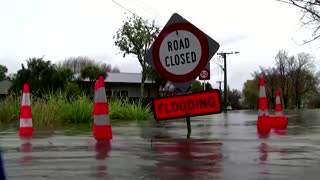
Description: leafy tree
0,64,8,81
202,82,213,90
10,57,71,96
228,88,242,109
277,0,320,44
242,79,259,109
114,14,160,97
189,80,203,92
80,65,106,83
145,67,166,97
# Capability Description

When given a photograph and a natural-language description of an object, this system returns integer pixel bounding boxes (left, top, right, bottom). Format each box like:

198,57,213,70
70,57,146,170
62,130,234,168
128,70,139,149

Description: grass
0,92,153,128
109,97,153,122
0,94,20,125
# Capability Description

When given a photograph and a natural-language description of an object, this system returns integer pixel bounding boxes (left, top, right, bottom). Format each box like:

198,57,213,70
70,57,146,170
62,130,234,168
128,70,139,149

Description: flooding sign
152,90,222,120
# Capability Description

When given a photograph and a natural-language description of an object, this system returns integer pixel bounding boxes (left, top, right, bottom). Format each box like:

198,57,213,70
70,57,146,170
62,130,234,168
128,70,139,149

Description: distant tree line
243,50,320,109
2,56,226,100
0,65,8,81
3,56,117,98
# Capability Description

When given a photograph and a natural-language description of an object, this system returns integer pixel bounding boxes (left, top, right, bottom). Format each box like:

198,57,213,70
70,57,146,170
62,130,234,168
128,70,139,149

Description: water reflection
19,139,33,163
259,142,268,164
151,135,222,178
273,128,288,136
94,140,111,179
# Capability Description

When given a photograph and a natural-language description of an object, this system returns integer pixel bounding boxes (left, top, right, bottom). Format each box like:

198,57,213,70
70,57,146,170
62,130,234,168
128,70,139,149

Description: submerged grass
109,97,153,122
0,92,152,127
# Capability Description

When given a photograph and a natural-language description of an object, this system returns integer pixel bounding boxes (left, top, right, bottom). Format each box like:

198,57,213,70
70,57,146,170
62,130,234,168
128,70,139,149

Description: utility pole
216,80,223,102
216,81,223,93
217,51,239,113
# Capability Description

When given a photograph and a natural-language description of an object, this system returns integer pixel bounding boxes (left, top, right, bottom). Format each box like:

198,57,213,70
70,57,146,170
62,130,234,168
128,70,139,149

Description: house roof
80,72,155,84
0,80,12,95
106,73,154,84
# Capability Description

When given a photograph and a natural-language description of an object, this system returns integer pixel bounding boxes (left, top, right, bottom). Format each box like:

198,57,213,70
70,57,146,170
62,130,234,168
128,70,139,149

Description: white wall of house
107,83,157,98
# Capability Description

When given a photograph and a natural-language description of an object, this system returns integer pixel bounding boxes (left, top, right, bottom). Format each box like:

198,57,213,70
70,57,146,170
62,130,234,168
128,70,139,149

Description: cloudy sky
1,0,319,90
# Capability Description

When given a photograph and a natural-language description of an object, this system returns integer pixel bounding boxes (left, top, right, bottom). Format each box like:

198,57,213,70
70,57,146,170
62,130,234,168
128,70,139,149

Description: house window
112,90,120,97
111,90,128,97
120,90,128,97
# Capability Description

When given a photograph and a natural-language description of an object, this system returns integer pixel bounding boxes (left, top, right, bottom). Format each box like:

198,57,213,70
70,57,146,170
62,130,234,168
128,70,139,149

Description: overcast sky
1,0,320,90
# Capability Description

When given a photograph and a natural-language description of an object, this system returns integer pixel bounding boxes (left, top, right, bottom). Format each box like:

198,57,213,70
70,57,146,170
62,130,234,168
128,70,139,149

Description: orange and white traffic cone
93,76,112,141
257,77,271,137
19,83,33,138
271,89,288,129
274,89,283,116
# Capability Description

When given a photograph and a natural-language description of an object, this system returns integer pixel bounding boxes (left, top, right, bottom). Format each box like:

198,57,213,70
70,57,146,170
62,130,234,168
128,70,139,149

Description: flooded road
1,110,320,180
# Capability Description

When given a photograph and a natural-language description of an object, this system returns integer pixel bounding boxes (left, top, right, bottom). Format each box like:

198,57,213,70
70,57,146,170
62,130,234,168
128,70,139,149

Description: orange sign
153,90,222,120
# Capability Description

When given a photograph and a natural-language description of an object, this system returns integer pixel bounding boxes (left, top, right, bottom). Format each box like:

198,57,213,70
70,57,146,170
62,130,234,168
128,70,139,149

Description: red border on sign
153,22,209,82
152,89,222,121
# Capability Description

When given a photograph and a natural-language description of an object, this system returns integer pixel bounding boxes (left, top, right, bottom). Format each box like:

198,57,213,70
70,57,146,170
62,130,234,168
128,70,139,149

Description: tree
228,88,242,109
0,65,8,81
252,66,280,109
80,65,106,83
243,50,319,109
291,52,318,108
58,56,111,78
275,50,291,109
242,79,259,109
145,67,167,97
111,66,120,73
10,57,73,96
114,14,160,97
202,82,213,90
189,80,203,92
277,0,320,44
58,56,95,74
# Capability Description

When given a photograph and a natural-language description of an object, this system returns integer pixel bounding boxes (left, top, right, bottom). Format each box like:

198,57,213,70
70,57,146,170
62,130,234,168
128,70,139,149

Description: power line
133,0,167,23
112,0,137,17
112,0,165,27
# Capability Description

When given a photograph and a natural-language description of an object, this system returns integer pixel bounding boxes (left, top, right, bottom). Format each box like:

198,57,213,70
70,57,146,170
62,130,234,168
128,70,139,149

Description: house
0,80,12,98
83,72,158,98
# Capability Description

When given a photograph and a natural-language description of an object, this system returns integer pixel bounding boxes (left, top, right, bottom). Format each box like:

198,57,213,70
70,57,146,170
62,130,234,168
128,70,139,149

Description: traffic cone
19,83,33,138
271,89,288,129
93,76,112,140
274,89,283,116
257,77,271,137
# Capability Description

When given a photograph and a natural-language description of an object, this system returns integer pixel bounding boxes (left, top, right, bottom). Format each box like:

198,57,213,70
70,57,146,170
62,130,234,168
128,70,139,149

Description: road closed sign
145,13,220,88
153,23,209,82
152,90,222,120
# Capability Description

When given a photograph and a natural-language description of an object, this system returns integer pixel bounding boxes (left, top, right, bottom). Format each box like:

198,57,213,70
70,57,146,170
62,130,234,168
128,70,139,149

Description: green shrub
0,94,20,124
58,93,93,124
0,92,153,127
32,95,60,128
109,97,152,121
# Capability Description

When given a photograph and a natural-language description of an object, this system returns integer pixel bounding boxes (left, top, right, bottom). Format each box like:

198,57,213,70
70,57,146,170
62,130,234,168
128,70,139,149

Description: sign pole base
186,116,191,139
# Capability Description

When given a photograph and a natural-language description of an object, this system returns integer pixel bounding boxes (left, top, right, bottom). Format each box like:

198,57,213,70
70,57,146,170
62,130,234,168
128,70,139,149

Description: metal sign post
146,13,221,138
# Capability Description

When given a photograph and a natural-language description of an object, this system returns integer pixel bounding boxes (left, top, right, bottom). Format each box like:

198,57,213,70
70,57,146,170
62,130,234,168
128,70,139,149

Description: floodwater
1,109,320,180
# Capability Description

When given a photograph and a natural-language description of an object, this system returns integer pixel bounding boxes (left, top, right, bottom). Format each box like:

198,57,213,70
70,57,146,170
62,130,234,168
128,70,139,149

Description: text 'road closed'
152,90,222,120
